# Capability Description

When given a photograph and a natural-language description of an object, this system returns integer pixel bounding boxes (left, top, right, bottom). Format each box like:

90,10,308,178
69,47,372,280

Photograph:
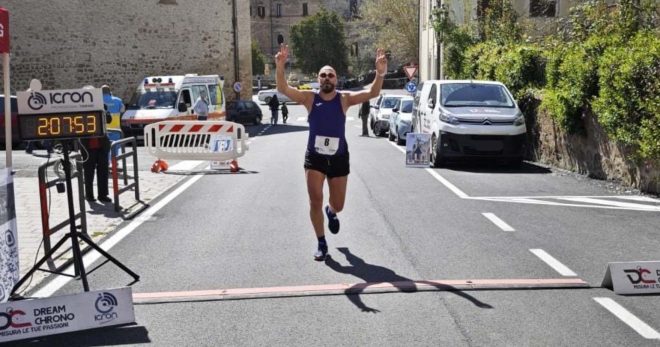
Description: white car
369,94,402,137
257,89,291,104
414,80,526,167
388,96,414,145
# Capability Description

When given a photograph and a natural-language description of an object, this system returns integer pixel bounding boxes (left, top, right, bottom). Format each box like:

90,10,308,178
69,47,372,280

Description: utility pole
232,0,240,100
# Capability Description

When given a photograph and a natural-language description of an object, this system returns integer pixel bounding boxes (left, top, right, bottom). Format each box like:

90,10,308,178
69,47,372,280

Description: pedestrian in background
193,90,209,120
281,102,289,124
359,100,370,136
275,43,387,261
268,94,280,125
81,134,111,203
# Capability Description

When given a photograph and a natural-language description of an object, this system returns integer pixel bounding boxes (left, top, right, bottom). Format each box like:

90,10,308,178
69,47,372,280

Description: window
530,0,556,17
249,6,252,17
276,3,282,17
350,0,359,17
257,6,265,18
302,3,308,16
428,84,438,108
277,34,284,45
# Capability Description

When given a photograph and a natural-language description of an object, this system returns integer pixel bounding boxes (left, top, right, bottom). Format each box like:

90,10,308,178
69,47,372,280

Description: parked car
0,95,19,148
257,89,291,104
369,94,402,137
414,80,526,167
226,100,263,125
388,96,414,145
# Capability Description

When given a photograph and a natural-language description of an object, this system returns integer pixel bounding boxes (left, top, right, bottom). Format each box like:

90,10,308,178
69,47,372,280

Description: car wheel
264,96,271,104
431,134,444,168
396,129,405,146
388,130,395,141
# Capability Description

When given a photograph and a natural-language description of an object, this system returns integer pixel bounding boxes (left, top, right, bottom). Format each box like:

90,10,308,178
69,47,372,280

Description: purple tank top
307,92,348,155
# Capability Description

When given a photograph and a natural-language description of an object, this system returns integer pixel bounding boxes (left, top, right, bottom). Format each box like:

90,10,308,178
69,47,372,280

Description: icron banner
0,287,135,343
0,169,18,303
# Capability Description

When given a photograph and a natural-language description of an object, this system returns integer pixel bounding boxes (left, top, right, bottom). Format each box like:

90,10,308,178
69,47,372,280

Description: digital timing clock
18,111,107,140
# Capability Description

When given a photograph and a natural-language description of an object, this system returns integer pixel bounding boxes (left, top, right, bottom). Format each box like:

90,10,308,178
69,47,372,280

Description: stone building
0,0,252,101
250,0,365,78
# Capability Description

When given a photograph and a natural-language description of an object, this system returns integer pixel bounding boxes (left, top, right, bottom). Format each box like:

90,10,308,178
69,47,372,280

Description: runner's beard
320,82,335,94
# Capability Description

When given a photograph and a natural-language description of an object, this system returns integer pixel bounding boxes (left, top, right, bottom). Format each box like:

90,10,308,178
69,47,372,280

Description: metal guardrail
110,136,145,219
38,153,87,271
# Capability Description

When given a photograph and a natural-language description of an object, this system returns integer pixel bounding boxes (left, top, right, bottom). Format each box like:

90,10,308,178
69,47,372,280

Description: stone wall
0,0,252,101
530,109,660,195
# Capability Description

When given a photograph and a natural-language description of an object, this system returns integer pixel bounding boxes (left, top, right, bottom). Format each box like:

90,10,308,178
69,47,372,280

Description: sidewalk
13,165,188,296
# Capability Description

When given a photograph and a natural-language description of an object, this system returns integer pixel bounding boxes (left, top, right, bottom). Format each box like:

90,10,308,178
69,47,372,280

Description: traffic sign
404,65,417,80
0,8,9,53
233,81,242,93
405,81,417,93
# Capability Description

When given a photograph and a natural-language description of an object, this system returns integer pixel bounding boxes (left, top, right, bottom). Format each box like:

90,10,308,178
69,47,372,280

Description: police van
121,74,226,138
413,80,526,167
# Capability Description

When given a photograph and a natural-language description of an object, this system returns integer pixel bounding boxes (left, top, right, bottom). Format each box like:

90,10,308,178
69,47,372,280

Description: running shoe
325,205,340,234
314,242,328,261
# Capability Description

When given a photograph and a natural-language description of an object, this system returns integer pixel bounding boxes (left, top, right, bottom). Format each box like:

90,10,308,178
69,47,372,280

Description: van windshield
441,83,514,108
127,90,178,109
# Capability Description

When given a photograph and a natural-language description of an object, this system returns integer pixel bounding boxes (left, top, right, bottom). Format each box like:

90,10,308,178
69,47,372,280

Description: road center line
594,297,660,339
482,213,515,231
530,249,578,277
33,168,205,298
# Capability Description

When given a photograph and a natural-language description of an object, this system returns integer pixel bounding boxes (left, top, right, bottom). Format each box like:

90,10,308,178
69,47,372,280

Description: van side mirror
428,98,435,109
105,111,112,124
178,103,188,112
393,107,399,113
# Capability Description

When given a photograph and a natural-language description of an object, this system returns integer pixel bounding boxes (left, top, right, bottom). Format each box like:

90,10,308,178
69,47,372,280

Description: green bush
493,45,546,98
592,31,660,159
539,88,582,133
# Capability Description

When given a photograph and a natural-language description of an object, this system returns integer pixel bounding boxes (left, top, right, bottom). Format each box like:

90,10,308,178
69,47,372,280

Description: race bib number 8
314,135,339,156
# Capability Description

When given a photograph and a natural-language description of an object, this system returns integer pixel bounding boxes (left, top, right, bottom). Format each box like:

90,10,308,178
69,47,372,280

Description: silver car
257,89,291,104
369,94,402,137
388,96,414,145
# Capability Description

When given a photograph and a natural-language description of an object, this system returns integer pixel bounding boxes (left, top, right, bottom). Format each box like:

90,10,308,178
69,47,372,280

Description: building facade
250,0,365,78
0,0,252,101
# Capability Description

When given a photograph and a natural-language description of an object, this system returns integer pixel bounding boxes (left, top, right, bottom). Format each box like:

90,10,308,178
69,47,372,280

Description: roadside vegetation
434,0,659,161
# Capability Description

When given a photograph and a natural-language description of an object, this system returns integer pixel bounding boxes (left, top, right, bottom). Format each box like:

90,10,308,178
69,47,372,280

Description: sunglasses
319,72,336,79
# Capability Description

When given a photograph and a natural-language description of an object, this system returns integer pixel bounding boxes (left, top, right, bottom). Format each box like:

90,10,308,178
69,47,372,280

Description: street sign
405,81,417,94
404,65,417,80
0,8,9,53
233,81,242,93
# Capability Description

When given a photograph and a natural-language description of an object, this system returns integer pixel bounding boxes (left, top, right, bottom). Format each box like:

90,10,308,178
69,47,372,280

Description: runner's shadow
325,247,493,313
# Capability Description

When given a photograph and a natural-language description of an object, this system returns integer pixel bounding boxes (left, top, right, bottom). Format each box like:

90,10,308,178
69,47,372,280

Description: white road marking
33,168,206,298
594,297,660,339
425,169,470,199
388,140,406,153
529,249,577,277
296,116,306,122
561,197,660,211
346,117,355,121
482,213,515,231
169,160,205,171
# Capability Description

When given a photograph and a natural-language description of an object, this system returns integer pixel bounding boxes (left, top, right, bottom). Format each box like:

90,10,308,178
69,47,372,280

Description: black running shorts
304,151,350,178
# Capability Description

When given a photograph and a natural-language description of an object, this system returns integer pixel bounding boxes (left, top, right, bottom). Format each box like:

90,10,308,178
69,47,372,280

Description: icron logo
0,309,32,330
27,91,95,110
95,292,119,323
624,267,658,284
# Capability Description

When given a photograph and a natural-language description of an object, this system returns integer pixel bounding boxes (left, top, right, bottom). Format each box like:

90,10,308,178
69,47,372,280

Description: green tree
290,9,349,75
251,40,266,75
358,0,419,65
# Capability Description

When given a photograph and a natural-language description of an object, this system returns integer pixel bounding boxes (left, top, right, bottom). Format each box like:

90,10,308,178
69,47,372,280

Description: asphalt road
13,91,660,346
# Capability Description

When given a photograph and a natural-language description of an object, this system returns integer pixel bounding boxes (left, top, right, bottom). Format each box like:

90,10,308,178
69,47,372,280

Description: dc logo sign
27,92,48,110
95,292,119,323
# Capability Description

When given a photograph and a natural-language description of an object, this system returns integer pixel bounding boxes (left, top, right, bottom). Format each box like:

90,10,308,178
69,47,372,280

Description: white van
413,80,526,167
121,74,226,138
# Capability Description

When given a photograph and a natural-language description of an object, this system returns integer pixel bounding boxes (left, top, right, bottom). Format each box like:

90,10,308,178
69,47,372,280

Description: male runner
275,44,388,260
